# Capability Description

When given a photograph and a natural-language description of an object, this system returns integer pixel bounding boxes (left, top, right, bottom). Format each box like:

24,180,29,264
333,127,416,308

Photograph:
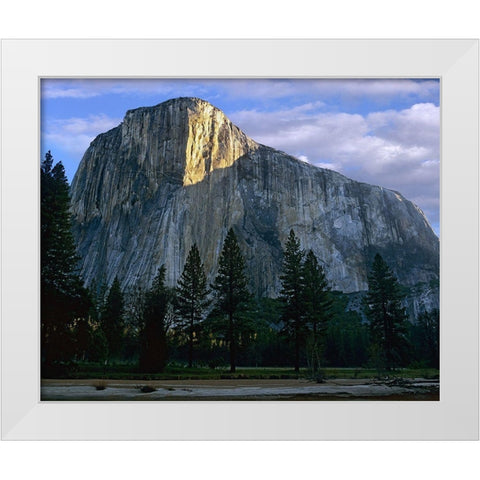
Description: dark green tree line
40,153,437,376
408,308,439,368
324,295,369,368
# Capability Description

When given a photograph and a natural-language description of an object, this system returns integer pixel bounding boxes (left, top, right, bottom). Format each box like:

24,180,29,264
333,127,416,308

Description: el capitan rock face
70,97,439,306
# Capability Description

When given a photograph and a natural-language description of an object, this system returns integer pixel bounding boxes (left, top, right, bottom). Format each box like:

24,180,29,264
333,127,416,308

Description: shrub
139,385,156,393
94,380,107,390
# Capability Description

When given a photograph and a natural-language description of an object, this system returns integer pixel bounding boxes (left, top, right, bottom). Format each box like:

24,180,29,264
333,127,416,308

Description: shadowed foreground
41,378,439,401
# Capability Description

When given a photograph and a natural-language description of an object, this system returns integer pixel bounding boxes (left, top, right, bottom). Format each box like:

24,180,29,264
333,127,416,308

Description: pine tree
41,152,81,295
102,277,125,360
41,151,90,368
302,250,332,373
280,229,306,372
364,253,409,371
176,244,210,367
139,266,170,372
211,228,251,373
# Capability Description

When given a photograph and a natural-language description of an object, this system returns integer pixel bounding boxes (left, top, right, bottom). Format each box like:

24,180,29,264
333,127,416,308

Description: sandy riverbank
41,377,439,401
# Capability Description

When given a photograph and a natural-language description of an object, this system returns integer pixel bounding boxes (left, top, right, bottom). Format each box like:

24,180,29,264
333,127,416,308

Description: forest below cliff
41,152,439,380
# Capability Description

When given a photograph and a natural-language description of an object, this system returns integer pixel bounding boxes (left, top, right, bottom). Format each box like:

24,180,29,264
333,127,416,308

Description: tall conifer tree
176,244,210,367
280,229,306,372
364,253,409,370
211,228,250,373
302,250,332,372
41,151,90,367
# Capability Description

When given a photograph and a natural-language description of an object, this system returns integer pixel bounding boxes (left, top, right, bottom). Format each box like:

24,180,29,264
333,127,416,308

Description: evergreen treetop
212,228,250,315
176,243,209,321
279,229,305,310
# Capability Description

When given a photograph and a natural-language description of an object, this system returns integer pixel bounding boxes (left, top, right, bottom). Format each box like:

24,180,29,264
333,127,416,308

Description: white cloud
42,79,197,100
366,103,439,153
218,78,439,102
315,79,439,99
42,87,101,99
42,78,440,104
43,114,121,154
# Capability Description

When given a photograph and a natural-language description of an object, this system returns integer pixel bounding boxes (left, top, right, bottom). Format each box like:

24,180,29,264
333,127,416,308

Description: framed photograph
1,39,478,439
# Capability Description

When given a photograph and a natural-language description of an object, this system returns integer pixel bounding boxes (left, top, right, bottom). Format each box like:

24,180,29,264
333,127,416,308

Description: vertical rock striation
70,97,439,310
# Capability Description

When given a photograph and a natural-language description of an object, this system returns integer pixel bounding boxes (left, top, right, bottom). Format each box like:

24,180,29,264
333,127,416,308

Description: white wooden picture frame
1,39,478,439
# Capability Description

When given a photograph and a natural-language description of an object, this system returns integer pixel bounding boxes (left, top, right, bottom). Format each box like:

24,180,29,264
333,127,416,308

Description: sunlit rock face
71,97,439,306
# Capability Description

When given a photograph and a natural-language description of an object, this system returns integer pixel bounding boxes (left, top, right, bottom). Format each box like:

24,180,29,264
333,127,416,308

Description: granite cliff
70,97,439,312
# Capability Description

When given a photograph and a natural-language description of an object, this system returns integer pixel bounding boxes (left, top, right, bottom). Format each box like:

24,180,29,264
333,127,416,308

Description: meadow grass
52,363,439,381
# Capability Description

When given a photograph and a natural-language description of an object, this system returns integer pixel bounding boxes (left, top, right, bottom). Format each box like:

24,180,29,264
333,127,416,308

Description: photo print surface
40,78,440,401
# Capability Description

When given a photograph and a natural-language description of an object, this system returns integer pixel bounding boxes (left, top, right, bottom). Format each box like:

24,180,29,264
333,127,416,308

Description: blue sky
41,78,440,234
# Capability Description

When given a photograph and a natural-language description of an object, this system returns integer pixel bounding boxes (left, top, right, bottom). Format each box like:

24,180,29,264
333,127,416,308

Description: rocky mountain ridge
70,97,439,311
